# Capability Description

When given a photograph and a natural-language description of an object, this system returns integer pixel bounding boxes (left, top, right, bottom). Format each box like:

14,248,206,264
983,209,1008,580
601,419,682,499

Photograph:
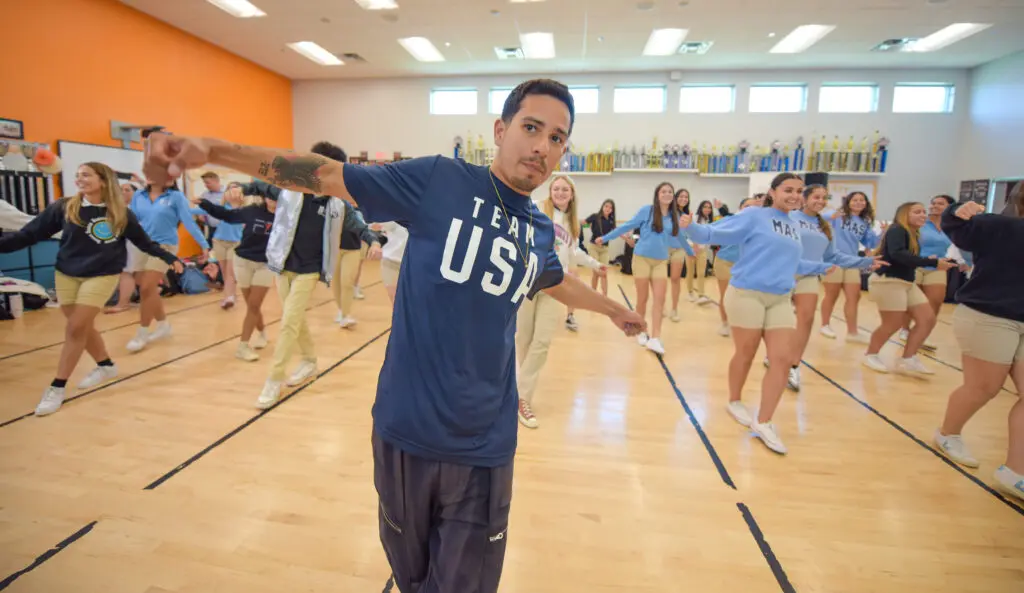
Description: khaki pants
686,249,709,295
334,246,366,315
270,271,319,381
515,291,562,404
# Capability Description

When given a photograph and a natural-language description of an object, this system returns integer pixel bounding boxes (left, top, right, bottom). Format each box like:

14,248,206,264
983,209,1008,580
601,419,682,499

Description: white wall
294,68,968,220
960,51,1024,181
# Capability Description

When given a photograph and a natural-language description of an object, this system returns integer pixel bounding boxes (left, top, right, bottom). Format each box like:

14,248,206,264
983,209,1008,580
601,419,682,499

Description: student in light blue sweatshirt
666,188,695,320
126,179,210,353
712,195,763,337
595,181,679,355
789,184,886,391
898,194,956,348
819,191,879,342
681,172,835,456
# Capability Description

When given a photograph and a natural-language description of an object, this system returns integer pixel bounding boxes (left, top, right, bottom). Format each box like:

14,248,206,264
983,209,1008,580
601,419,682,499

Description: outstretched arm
543,273,645,336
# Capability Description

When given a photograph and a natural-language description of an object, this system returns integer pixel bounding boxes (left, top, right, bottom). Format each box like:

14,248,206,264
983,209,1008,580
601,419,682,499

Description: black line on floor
0,297,338,429
0,297,223,362
737,503,796,593
0,520,98,590
618,285,736,490
801,360,1024,517
143,327,391,490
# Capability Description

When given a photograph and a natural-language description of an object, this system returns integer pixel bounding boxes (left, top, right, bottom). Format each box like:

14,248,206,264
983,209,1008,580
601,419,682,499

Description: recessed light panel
770,25,836,53
906,23,992,52
398,37,445,62
287,42,343,65
643,28,688,56
207,0,265,18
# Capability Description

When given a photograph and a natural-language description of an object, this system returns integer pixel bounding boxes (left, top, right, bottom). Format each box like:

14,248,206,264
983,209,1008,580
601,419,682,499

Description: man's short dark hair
201,171,219,180
501,79,575,136
311,141,347,163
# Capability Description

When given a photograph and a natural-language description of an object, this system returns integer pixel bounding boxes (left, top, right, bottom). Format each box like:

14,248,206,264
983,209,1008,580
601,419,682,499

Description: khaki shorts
914,268,948,287
793,275,821,296
669,248,688,264
212,239,238,264
953,305,1024,366
868,276,928,311
632,255,668,279
824,267,861,284
724,286,796,330
127,243,176,274
713,258,733,282
54,271,119,308
381,258,401,287
234,256,274,288
588,243,609,265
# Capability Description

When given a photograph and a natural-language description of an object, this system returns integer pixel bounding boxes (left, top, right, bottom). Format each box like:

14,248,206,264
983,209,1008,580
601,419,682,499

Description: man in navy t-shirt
142,78,647,593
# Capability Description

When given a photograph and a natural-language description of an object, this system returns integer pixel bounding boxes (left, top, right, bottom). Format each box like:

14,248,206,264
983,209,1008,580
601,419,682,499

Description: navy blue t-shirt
343,156,564,467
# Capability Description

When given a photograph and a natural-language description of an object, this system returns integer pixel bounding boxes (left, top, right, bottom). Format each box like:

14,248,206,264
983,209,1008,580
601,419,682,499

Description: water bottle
9,293,23,318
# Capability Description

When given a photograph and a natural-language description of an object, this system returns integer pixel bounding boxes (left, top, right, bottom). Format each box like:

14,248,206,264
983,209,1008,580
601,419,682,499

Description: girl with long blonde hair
0,162,182,416
516,175,605,428
863,201,954,375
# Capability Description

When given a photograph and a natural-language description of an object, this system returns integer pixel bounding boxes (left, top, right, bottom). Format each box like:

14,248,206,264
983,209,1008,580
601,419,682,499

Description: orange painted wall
3,0,293,256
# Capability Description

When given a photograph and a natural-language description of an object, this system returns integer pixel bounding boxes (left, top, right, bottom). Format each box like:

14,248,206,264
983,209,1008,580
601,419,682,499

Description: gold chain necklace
488,169,532,269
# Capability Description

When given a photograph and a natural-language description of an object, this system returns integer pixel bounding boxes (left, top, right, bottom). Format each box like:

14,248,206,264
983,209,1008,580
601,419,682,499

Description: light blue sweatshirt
918,219,952,270
711,207,757,262
826,210,879,265
685,207,832,294
600,204,683,260
131,188,210,249
790,210,873,272
191,201,244,243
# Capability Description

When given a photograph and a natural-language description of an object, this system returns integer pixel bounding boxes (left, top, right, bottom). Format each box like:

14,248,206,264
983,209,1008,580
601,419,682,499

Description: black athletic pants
372,430,513,593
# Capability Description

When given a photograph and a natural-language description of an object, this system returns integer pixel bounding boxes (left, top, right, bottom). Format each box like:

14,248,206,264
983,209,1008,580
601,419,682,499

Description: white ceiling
121,0,1024,80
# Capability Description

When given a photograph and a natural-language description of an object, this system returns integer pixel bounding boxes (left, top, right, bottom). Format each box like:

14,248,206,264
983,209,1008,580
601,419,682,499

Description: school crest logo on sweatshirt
86,218,117,244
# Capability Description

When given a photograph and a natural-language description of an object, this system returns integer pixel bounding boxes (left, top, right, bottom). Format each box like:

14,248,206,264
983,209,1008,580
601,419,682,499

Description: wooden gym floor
1,267,1022,593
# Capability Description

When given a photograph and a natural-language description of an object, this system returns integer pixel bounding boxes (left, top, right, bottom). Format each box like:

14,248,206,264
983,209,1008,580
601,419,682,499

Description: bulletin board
57,140,143,196
827,177,878,210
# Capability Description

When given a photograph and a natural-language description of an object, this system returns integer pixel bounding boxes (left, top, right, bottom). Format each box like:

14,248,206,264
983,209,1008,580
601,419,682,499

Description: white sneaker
669,310,680,323
994,466,1024,502
220,295,235,310
687,292,698,303
862,354,889,374
565,314,579,332
696,295,712,306
933,430,979,468
250,331,268,350
77,365,118,389
727,401,753,427
752,421,787,454
334,311,343,324
645,337,665,355
236,342,259,362
148,321,172,343
286,359,318,386
256,380,282,409
35,386,66,416
338,316,358,329
126,327,149,353
637,333,649,347
819,325,837,339
517,398,538,429
354,286,365,300
845,331,870,344
787,367,801,391
897,356,934,376
718,323,730,337
897,329,909,342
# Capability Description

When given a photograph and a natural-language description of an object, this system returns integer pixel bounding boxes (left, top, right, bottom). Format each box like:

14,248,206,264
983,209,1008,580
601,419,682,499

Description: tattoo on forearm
258,161,270,176
264,155,328,194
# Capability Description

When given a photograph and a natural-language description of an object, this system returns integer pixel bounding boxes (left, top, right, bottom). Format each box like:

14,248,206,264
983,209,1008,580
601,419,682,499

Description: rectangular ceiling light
520,32,555,59
906,23,992,52
353,0,398,8
398,37,445,62
643,28,688,56
287,42,344,66
770,24,835,53
207,0,266,18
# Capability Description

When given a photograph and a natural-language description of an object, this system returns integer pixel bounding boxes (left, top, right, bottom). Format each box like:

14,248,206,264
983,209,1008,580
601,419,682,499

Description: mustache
521,158,546,171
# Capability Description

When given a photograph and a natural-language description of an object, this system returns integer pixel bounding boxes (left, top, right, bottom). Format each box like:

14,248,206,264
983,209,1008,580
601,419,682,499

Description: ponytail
815,212,834,241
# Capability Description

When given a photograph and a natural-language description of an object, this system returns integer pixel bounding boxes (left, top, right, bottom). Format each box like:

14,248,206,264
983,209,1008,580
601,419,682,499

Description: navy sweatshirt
941,203,1024,322
198,201,275,264
0,197,178,278
873,225,938,283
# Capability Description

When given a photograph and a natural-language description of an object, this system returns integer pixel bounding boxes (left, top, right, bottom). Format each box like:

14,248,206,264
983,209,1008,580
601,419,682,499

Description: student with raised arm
680,173,834,455
789,185,886,391
711,196,760,337
0,163,182,416
933,189,1024,502
818,191,879,342
594,182,681,354
140,79,646,593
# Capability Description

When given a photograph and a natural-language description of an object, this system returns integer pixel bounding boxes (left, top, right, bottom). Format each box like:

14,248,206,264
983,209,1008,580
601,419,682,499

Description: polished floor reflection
0,268,1021,593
